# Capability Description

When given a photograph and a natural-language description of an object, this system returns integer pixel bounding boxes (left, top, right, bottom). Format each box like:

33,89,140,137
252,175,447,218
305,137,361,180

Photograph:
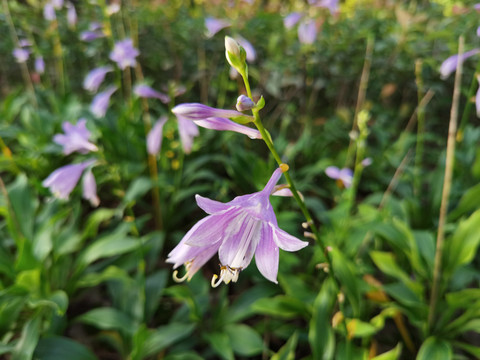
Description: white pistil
211,265,240,288
172,262,192,283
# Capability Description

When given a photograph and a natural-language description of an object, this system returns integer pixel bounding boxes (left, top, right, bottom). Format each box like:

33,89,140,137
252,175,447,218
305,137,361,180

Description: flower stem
428,35,464,332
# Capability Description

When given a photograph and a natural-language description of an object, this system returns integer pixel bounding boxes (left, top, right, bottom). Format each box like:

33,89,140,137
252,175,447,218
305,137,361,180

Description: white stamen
172,270,189,283
211,273,225,288
211,265,241,287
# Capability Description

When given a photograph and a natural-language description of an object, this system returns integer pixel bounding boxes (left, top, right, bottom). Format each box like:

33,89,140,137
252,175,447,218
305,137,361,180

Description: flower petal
147,116,167,155
194,117,261,139
272,224,308,252
195,194,232,214
325,166,341,179
184,209,239,247
255,224,279,283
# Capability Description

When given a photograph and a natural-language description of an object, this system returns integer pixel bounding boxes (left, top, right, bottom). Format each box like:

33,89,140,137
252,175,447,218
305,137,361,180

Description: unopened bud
225,36,247,76
236,95,255,111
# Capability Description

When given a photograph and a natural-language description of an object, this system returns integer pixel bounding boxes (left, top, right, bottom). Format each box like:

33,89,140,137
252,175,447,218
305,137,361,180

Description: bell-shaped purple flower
35,56,45,74
177,116,199,154
205,17,231,38
42,160,95,200
83,66,113,93
284,12,303,29
167,165,308,285
147,116,168,155
53,119,98,155
134,84,170,104
13,48,30,63
172,103,261,140
298,19,318,45
325,166,353,188
82,168,99,207
90,86,117,118
440,48,480,80
110,39,139,70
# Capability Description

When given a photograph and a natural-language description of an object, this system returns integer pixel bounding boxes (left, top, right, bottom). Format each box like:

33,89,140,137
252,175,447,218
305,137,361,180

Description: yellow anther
280,163,289,172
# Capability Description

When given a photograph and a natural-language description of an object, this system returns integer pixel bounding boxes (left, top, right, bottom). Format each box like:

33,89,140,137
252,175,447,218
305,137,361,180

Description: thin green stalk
414,59,425,196
428,36,464,332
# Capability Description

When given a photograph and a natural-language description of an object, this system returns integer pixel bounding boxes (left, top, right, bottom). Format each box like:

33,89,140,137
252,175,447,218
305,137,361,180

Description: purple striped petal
440,48,480,79
255,224,279,283
147,116,167,155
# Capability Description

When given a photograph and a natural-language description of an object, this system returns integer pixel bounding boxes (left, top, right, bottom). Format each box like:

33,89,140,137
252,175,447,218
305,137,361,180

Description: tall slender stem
414,59,426,196
428,36,464,331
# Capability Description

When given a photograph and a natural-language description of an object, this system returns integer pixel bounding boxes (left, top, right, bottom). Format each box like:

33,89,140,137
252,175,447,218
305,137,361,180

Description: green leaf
76,266,131,289
252,295,310,319
123,177,153,205
81,208,117,240
7,174,37,241
417,337,452,360
228,285,277,323
453,342,480,358
32,221,53,262
449,183,480,220
75,307,136,335
347,318,378,338
331,248,361,316
308,279,335,360
144,270,168,322
371,343,402,360
12,315,41,360
141,323,196,358
34,336,98,360
205,332,234,360
225,324,263,356
271,332,298,360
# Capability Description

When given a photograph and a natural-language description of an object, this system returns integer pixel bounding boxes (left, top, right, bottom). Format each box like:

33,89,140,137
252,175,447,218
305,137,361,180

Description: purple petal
177,115,199,154
205,17,231,38
255,224,279,283
235,36,256,62
35,57,45,74
18,39,32,47
262,167,284,195
172,103,245,120
147,116,167,155
440,49,480,80
339,168,353,188
80,30,105,42
284,12,302,29
52,0,63,9
83,66,113,93
53,119,98,155
476,76,480,118
272,224,308,251
42,160,94,199
67,3,77,27
361,157,372,167
195,194,232,214
194,117,261,139
90,86,117,118
82,168,99,207
271,186,294,197
325,166,341,179
13,48,30,63
110,38,139,70
298,20,317,45
236,95,255,111
134,84,170,103
43,2,56,21
315,0,339,14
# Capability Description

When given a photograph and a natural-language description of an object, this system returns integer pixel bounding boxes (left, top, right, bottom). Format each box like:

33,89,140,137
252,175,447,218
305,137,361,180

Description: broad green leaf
32,221,53,262
34,336,97,360
204,332,234,360
7,174,37,241
308,278,335,360
81,208,117,240
371,343,402,360
141,323,196,358
252,295,310,319
271,332,298,360
12,315,41,360
76,266,131,288
331,248,361,316
75,307,136,335
453,342,480,358
163,352,203,360
123,177,153,205
417,337,452,360
0,344,14,355
145,270,168,321
448,183,480,220
28,290,68,315
446,289,480,309
347,318,378,338
16,269,41,294
225,324,263,356
228,285,278,323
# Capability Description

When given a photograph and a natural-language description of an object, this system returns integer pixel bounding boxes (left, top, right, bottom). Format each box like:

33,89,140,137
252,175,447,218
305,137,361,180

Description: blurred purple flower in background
91,86,117,118
67,3,77,27
110,39,139,69
18,39,32,47
35,56,45,74
440,48,480,79
43,160,95,200
80,31,105,42
325,166,353,188
361,157,373,167
52,0,64,9
166,165,308,285
284,12,303,29
476,75,480,117
13,48,30,63
235,36,256,62
107,2,121,15
83,66,113,93
147,116,168,155
298,20,318,44
53,119,98,155
177,116,199,154
43,2,56,21
205,17,231,38
82,168,100,207
314,0,339,14
134,84,170,103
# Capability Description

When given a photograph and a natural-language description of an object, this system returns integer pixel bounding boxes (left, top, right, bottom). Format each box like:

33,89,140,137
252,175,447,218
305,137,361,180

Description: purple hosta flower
361,157,372,167
475,3,480,11
44,2,56,21
53,119,98,155
298,20,318,45
476,75,480,117
314,0,339,14
13,48,30,63
110,39,139,70
82,168,99,207
67,3,77,27
43,159,95,200
134,84,170,104
147,116,167,155
18,39,32,47
80,31,105,42
235,36,256,62
205,17,231,38
35,56,45,74
177,116,199,154
477,26,480,38
236,95,255,111
106,2,121,15
172,103,261,139
83,66,113,93
90,86,117,118
284,12,302,29
52,0,63,9
167,165,308,285
440,48,480,80
325,166,353,188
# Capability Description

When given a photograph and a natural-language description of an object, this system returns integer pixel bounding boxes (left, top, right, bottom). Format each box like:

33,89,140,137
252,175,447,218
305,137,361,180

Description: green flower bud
225,36,247,76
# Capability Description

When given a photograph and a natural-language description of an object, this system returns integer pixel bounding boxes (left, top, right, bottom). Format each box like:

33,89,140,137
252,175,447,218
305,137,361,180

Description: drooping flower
42,160,95,200
83,66,113,93
13,48,30,63
43,2,56,21
172,103,261,139
82,168,100,207
167,164,308,285
53,119,98,155
177,116,199,154
147,116,168,155
205,17,231,38
298,19,318,45
325,166,353,188
110,39,139,70
90,86,117,118
35,56,45,74
134,84,170,104
440,48,480,80
284,12,302,29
